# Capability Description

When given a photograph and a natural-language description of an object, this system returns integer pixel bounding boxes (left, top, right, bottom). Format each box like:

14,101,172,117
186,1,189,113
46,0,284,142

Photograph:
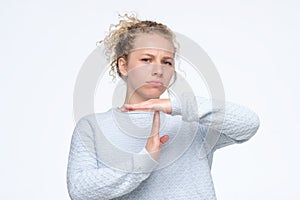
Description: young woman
67,14,260,200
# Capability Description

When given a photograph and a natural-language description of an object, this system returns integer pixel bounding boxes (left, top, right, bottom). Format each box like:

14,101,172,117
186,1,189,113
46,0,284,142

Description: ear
118,57,128,76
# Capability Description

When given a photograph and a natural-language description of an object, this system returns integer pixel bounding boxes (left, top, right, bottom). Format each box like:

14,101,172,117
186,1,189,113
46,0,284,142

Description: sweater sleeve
170,93,260,150
67,118,158,200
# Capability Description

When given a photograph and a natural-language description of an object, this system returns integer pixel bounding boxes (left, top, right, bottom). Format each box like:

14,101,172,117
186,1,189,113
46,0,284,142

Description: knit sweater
67,95,260,200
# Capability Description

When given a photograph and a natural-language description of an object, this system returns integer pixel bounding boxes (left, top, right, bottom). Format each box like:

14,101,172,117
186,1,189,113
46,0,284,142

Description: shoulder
74,109,113,130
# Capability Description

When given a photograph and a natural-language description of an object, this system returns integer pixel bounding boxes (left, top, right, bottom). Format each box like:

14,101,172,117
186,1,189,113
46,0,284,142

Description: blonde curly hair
97,13,179,82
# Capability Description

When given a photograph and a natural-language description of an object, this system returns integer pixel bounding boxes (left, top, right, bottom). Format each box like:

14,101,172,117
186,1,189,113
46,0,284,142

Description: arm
120,94,260,150
170,93,260,150
67,118,158,200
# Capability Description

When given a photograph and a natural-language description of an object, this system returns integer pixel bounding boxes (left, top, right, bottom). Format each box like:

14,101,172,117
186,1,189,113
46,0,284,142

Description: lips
146,81,163,87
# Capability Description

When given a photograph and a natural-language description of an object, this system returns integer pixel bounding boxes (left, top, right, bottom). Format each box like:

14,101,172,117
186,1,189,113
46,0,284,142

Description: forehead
132,33,175,54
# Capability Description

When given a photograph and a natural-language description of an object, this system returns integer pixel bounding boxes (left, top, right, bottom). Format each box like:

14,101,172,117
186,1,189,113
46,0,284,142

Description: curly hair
97,13,179,82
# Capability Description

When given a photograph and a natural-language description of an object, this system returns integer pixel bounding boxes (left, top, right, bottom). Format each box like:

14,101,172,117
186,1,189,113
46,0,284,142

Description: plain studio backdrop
1,0,299,199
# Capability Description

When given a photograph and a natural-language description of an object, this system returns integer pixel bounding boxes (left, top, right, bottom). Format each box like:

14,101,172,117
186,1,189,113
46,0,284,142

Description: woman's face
118,33,175,103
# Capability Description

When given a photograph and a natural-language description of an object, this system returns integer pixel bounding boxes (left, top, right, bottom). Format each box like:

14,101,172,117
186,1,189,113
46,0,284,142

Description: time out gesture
120,98,172,161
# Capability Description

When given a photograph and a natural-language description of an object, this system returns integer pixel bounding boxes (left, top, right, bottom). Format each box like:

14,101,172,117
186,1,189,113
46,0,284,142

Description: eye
163,61,173,66
141,58,151,63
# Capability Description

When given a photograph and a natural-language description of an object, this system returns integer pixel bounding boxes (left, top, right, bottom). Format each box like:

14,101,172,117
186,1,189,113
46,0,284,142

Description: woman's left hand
120,99,172,114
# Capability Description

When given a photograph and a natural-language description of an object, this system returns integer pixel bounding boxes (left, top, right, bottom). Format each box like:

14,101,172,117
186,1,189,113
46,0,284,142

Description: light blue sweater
67,95,260,199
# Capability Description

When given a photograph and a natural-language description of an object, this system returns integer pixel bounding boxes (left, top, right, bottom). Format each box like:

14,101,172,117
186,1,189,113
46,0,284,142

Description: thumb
160,135,169,145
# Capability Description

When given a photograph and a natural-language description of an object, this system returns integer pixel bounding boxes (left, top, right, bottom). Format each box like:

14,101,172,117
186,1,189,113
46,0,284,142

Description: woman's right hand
145,111,169,161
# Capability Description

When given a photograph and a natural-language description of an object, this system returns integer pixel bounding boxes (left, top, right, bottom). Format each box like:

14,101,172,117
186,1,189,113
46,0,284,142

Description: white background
1,0,299,199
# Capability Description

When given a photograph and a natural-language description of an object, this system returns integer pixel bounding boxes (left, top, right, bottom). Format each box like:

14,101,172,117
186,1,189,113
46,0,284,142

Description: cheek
163,68,175,83
127,65,152,88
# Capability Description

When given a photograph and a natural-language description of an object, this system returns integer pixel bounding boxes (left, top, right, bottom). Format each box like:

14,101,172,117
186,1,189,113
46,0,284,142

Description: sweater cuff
170,92,199,121
133,148,159,173
170,93,181,116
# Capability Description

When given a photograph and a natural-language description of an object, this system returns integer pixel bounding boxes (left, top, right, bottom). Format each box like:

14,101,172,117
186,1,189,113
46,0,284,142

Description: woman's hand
120,98,172,114
145,111,169,161
120,99,171,161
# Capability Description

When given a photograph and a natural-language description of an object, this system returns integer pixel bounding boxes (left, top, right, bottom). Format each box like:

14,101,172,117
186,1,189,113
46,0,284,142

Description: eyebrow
142,53,174,60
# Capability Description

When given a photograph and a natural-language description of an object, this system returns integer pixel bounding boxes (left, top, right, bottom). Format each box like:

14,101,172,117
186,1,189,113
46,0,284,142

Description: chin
143,93,161,99
136,87,166,100
142,91,163,99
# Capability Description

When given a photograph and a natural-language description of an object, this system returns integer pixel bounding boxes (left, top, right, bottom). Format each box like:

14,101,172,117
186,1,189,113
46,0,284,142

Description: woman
67,14,260,200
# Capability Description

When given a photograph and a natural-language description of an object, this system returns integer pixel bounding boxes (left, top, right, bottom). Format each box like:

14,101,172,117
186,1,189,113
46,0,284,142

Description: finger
159,135,169,148
119,106,128,112
123,103,151,111
160,135,169,144
151,111,160,139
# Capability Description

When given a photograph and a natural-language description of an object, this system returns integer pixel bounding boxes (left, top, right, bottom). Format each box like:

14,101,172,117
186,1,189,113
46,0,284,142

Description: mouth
146,81,163,87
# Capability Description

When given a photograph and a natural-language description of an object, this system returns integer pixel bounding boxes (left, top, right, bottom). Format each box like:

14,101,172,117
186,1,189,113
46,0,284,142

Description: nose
151,62,163,77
